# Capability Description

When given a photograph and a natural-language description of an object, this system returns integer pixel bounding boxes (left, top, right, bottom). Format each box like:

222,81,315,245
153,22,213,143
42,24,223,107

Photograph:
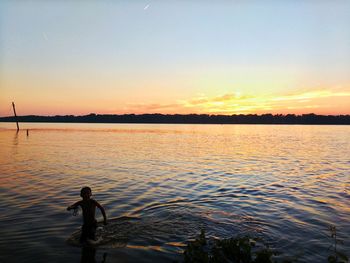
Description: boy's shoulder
80,199,97,205
90,198,99,205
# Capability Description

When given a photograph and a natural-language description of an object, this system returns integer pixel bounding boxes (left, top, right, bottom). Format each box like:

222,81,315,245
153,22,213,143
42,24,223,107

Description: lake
0,123,349,262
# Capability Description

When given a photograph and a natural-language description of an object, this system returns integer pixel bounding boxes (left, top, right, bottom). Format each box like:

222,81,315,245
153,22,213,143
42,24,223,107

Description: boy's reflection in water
80,247,107,263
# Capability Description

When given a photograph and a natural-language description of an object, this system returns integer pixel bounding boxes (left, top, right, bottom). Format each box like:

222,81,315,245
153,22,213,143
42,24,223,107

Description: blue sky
1,1,349,115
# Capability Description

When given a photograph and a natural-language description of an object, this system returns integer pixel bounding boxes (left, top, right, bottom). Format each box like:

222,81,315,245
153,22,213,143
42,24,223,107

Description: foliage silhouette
180,229,348,263
328,225,348,263
182,230,276,263
1,113,350,124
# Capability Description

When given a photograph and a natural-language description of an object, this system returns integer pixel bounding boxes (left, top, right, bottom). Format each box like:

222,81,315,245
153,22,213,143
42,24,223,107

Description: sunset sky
0,1,349,116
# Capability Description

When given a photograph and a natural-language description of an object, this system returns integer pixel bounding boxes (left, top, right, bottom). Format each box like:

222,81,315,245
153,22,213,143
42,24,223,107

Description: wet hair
80,186,92,197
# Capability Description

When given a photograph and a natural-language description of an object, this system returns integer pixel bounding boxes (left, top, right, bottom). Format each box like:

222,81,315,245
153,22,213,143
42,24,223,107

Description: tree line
1,113,350,124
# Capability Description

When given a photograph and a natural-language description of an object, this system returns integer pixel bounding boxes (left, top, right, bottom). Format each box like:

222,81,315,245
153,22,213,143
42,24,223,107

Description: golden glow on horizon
0,86,350,116
1,62,349,116
119,87,350,115
0,82,349,116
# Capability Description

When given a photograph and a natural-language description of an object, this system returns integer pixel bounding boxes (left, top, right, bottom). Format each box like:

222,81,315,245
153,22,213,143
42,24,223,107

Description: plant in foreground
183,230,276,263
181,228,349,263
328,225,348,263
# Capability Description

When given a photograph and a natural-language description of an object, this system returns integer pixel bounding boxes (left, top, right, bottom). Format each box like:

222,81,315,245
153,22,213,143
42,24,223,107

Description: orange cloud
177,88,350,115
115,88,350,115
122,102,183,114
271,90,350,102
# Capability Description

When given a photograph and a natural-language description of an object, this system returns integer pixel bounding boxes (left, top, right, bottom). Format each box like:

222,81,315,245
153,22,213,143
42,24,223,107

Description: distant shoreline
0,113,349,125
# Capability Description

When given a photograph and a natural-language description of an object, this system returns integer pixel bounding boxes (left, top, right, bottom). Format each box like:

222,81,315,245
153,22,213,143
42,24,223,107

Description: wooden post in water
12,102,19,132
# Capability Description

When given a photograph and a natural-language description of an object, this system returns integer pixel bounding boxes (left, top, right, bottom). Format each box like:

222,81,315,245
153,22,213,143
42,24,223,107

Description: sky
0,0,350,116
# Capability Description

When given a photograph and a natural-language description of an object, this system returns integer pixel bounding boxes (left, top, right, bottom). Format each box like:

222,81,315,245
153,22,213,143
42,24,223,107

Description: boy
67,187,107,243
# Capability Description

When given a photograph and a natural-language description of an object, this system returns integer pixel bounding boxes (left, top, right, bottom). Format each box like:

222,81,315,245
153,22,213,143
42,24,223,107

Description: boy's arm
95,201,107,225
67,201,81,211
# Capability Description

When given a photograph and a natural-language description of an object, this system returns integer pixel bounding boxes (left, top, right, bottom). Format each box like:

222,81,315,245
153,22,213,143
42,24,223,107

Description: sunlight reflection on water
0,123,349,262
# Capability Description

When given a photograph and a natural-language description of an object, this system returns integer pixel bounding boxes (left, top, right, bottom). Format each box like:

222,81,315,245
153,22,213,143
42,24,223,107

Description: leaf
336,251,349,262
336,239,344,245
328,255,337,263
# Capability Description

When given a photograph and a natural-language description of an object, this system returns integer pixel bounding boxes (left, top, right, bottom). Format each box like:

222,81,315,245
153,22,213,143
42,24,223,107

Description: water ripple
0,124,349,262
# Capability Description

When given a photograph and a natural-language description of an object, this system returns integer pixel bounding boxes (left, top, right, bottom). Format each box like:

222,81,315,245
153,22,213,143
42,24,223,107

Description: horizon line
1,112,350,118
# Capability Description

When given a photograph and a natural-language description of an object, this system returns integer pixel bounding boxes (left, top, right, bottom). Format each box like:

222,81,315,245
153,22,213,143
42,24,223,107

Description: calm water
0,123,349,262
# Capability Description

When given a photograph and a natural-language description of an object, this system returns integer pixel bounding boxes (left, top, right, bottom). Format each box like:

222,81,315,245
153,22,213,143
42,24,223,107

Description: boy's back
67,187,107,243
78,199,98,225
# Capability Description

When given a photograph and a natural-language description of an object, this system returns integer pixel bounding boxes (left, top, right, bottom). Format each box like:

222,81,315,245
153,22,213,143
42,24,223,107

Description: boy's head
80,186,92,199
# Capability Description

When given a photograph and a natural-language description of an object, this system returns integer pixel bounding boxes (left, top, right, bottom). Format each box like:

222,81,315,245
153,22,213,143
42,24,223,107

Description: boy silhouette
67,187,107,243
